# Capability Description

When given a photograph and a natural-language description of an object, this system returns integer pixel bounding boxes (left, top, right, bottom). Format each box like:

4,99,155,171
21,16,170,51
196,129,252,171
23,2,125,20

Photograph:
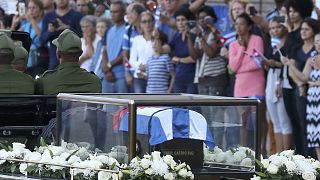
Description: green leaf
255,171,268,178
66,149,79,161
40,137,46,147
48,149,54,157
0,143,8,151
10,164,16,173
255,159,264,168
25,165,37,173
8,146,13,151
61,169,66,179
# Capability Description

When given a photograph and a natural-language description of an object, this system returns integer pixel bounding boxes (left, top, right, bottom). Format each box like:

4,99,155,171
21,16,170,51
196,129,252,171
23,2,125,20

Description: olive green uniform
36,62,102,95
0,65,35,94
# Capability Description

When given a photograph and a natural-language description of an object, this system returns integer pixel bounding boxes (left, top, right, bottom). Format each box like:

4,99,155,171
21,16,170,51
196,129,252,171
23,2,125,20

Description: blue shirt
22,21,42,68
169,32,196,82
146,54,174,93
122,25,139,51
107,24,126,78
41,9,83,70
211,4,233,34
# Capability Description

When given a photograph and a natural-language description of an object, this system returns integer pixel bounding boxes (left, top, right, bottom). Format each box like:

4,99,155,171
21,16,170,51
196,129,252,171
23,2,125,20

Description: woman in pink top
228,13,267,155
229,13,265,98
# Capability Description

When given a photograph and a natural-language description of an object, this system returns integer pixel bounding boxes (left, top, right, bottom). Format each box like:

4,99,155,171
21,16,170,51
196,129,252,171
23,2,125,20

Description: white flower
164,172,175,180
267,163,278,174
312,160,320,169
295,159,315,173
261,159,269,168
186,170,193,178
19,163,28,175
292,155,305,161
151,159,168,176
225,156,236,165
204,153,216,162
60,152,71,160
175,162,186,171
143,154,151,159
240,158,252,166
302,171,316,180
279,150,294,158
107,157,119,167
178,168,188,178
215,152,227,163
269,155,287,166
250,175,261,180
233,151,246,162
285,161,296,172
145,168,153,175
50,156,67,172
67,155,81,164
98,171,112,180
213,146,223,154
76,147,90,160
151,151,161,161
24,152,41,162
163,155,176,169
140,158,151,169
12,143,25,152
40,150,52,164
0,149,8,164
48,146,64,156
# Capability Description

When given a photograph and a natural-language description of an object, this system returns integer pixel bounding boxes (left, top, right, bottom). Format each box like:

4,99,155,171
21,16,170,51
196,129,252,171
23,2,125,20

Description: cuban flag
220,31,237,48
245,48,266,68
271,36,281,48
118,107,215,148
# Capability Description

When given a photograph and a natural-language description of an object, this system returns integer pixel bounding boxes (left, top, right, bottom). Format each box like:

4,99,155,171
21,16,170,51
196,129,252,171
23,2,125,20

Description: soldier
12,45,28,73
0,32,35,94
36,29,102,95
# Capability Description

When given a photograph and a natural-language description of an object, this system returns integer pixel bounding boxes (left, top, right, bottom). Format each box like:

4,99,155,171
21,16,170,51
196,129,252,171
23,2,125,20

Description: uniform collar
0,65,13,69
57,62,80,70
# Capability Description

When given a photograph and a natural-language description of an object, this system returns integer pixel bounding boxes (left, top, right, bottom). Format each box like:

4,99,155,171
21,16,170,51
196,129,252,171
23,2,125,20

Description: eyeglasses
141,20,154,24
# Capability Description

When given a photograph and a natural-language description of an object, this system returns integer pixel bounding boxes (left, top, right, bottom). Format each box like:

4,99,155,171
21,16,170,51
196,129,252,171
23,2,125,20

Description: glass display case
57,93,262,179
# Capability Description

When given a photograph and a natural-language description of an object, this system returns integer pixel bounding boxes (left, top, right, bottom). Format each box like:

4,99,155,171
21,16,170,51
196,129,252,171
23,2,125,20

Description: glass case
57,93,262,179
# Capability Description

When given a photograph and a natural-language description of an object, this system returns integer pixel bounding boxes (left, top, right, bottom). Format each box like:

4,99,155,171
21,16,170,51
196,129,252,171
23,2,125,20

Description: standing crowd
0,0,320,159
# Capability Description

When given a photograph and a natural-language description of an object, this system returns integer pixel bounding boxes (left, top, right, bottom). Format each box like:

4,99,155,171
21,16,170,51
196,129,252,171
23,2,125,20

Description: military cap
12,45,28,65
52,29,82,52
0,32,15,54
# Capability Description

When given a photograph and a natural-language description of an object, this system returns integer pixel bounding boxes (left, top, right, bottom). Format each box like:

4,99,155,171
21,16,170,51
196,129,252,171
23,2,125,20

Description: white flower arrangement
255,150,320,180
121,151,194,180
204,146,255,167
0,141,194,180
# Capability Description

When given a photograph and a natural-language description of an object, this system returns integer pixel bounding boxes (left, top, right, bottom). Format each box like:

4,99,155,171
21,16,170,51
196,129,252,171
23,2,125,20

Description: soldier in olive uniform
36,29,102,95
0,32,35,94
12,45,28,73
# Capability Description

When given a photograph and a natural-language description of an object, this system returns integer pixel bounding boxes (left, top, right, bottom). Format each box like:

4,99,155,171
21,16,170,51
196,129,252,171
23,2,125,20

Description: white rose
163,155,174,165
40,150,52,164
12,143,25,152
312,161,320,169
19,163,28,175
143,154,151,159
98,171,112,180
50,156,67,172
186,170,193,178
292,155,305,161
152,151,161,160
215,152,227,163
267,164,278,174
0,149,8,164
204,153,216,162
250,175,261,180
67,155,81,164
302,171,316,180
24,152,41,162
225,156,236,165
285,161,296,172
140,158,151,169
48,146,64,156
240,158,252,166
279,150,294,158
164,172,175,180
213,146,222,154
233,151,246,162
175,162,186,171
178,168,188,178
145,168,153,175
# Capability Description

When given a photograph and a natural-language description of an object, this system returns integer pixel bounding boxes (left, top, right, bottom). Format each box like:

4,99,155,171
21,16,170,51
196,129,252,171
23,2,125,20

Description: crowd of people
0,0,320,159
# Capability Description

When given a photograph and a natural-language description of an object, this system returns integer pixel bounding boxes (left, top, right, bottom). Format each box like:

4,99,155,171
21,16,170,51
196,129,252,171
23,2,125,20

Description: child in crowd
146,30,175,93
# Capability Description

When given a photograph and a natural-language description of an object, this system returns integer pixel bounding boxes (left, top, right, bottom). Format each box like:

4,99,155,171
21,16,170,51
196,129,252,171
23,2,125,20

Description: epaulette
89,71,96,75
40,69,57,78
